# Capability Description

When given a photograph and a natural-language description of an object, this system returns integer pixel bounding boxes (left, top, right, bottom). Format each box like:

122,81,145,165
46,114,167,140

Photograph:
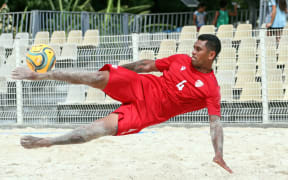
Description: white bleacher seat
277,36,288,50
237,47,257,65
6,45,29,68
50,31,66,45
0,76,8,93
0,33,13,49
235,70,256,89
0,46,5,67
234,24,252,41
49,44,61,58
256,61,278,78
263,36,277,49
284,79,288,100
217,24,233,39
216,71,235,101
67,30,82,45
156,39,176,59
177,39,195,56
56,44,78,68
82,29,99,47
179,26,197,41
267,81,284,101
257,48,277,67
267,69,283,82
216,47,236,72
15,32,30,47
34,31,50,45
139,50,155,60
60,85,86,104
0,60,14,79
277,45,288,66
219,38,232,47
104,95,121,104
239,37,256,49
284,67,288,83
198,25,215,35
84,87,105,104
118,60,132,66
239,82,262,102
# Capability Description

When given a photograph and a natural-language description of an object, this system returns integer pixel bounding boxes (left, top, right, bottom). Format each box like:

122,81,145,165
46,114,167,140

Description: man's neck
193,65,212,74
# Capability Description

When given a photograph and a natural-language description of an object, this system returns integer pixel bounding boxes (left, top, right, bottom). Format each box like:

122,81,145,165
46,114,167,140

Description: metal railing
0,28,288,126
0,9,260,37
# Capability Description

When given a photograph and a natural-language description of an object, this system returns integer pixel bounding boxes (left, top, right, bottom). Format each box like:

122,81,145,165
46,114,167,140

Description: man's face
198,7,206,12
191,40,212,68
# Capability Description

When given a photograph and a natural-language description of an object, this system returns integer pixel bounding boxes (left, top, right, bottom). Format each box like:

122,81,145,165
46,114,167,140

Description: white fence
0,10,259,37
0,26,288,126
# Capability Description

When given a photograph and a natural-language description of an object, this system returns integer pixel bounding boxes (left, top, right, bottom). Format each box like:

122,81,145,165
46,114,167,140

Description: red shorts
100,64,153,136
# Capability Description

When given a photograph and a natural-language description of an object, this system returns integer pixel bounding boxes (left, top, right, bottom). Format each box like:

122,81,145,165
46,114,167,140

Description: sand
0,126,288,180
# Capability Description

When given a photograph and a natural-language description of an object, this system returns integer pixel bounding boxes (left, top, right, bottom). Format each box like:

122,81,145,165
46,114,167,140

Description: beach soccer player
12,34,232,173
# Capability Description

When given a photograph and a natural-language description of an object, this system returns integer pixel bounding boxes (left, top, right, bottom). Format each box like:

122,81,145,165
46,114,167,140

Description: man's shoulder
170,54,191,64
170,54,191,60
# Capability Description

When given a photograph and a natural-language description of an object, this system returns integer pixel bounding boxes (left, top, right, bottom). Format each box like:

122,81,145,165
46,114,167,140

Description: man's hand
11,67,38,80
213,155,233,173
209,115,233,174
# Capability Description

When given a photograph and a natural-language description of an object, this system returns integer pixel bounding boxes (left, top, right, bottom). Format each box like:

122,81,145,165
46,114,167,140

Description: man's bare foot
20,136,52,149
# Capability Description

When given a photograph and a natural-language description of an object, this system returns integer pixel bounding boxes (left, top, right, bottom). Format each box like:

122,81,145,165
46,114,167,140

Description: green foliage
10,0,95,12
154,0,190,13
6,0,259,13
48,0,95,11
101,0,152,14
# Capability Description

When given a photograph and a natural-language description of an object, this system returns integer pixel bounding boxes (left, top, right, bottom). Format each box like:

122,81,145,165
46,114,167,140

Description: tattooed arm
120,59,158,73
209,115,233,173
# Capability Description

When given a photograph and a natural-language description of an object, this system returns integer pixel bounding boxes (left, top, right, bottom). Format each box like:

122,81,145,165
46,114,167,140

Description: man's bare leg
20,113,118,149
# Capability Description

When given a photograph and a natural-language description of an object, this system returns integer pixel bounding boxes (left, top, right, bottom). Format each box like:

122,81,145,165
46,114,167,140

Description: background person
266,0,288,42
212,0,238,28
193,3,207,31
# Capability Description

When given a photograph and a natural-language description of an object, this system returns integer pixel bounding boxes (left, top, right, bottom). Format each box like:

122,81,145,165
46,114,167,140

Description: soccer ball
26,44,56,73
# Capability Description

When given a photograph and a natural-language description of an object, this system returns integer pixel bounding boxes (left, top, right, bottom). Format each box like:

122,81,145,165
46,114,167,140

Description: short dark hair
198,34,221,59
220,0,228,8
198,3,206,9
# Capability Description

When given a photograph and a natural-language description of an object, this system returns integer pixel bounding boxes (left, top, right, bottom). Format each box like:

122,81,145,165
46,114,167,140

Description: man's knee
91,70,109,89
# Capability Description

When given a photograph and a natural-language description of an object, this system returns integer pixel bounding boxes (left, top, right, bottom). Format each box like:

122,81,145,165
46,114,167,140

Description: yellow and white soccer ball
26,44,56,73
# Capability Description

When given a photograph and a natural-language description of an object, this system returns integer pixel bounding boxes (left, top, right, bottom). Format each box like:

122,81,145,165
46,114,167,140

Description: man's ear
208,51,216,61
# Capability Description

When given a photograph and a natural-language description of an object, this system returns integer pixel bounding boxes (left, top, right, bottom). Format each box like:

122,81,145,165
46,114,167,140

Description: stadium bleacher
0,23,287,124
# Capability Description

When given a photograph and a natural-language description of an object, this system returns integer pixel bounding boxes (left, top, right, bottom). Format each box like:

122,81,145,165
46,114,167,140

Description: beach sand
0,126,288,180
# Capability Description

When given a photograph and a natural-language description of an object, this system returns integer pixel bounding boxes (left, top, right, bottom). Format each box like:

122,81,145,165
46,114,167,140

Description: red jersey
139,54,221,121
101,54,220,135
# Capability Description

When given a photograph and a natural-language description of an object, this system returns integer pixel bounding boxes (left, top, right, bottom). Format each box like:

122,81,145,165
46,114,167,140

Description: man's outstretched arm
121,59,158,73
209,115,233,173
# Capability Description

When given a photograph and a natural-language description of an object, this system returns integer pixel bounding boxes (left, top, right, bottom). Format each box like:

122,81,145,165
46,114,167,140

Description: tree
97,0,153,14
47,0,95,11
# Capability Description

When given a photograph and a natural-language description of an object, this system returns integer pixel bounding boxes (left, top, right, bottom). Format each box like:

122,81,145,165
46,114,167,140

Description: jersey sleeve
206,85,221,116
155,55,176,72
